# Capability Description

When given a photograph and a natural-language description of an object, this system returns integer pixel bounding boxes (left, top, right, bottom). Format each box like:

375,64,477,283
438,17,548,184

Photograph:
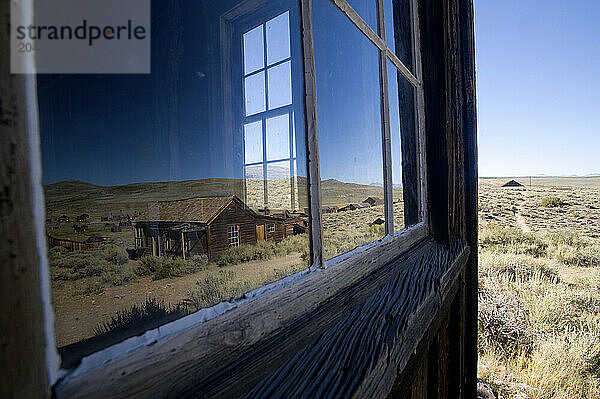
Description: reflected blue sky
313,0,383,186
38,0,402,188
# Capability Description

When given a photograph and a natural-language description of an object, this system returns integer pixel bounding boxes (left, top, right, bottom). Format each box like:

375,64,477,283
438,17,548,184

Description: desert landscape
47,175,600,397
477,177,600,398
45,178,406,355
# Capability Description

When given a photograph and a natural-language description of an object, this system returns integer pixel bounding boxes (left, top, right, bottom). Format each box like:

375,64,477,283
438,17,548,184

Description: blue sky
475,0,600,177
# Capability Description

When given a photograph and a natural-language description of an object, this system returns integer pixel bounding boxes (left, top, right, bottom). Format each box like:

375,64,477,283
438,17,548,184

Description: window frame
45,0,435,395
227,224,241,247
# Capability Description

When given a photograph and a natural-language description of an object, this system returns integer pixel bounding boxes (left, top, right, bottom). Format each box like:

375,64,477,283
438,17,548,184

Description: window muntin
313,0,385,261
38,0,309,367
228,225,240,247
345,0,378,32
242,11,299,212
268,224,276,234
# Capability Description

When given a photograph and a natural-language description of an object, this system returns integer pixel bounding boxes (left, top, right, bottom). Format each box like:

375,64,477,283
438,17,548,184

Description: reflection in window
388,60,419,228
384,0,414,72
346,0,378,32
314,0,385,260
242,11,298,211
228,225,240,247
38,0,308,366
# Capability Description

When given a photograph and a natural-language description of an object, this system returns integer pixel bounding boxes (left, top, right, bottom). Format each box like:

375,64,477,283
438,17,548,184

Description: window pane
384,0,413,72
313,0,385,261
245,164,265,209
266,113,290,161
245,71,266,116
243,24,264,75
388,60,420,229
266,11,290,65
266,161,293,209
244,120,263,164
267,61,292,109
346,0,378,32
38,0,308,366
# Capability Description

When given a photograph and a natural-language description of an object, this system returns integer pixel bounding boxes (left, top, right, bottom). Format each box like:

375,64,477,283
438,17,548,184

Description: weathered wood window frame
305,0,429,269
228,224,241,247
0,0,478,397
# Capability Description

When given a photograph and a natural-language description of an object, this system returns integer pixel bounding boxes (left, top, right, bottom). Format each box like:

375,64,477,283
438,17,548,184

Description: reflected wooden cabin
134,196,305,259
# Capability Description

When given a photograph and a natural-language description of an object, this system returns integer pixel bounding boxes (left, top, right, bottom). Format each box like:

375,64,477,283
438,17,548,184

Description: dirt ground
52,254,303,347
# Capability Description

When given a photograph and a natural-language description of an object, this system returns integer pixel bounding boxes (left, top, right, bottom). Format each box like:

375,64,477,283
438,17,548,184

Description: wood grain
0,2,51,397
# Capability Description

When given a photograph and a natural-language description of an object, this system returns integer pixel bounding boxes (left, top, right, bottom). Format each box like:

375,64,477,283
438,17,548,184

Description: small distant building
360,202,372,208
119,220,132,227
339,203,364,212
502,179,524,188
363,197,384,206
110,225,122,232
370,217,385,226
58,215,70,223
77,213,89,222
72,224,88,233
133,196,305,259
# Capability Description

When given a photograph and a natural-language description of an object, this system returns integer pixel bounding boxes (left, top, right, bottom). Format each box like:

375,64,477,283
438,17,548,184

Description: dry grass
478,178,600,398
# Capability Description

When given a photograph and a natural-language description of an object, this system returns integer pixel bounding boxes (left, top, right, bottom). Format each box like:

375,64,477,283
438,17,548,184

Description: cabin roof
136,196,236,224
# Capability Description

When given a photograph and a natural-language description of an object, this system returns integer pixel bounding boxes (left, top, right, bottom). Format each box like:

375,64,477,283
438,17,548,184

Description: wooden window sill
54,232,468,398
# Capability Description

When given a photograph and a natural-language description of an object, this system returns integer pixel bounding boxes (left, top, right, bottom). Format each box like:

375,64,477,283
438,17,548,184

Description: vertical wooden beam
459,0,478,396
300,0,324,268
420,0,450,245
181,231,186,259
376,0,394,236
0,1,52,396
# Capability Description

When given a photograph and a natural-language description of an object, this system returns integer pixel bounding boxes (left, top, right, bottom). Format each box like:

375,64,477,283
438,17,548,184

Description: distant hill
44,178,404,216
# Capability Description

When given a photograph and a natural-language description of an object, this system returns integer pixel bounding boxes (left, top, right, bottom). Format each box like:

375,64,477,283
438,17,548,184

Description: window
31,0,435,392
37,0,310,368
134,227,143,248
312,0,424,262
242,11,300,211
228,225,240,247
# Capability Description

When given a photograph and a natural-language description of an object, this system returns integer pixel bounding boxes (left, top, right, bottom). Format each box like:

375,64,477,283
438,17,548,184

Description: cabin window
134,227,143,248
228,225,241,247
312,0,424,261
37,0,311,369
32,0,428,384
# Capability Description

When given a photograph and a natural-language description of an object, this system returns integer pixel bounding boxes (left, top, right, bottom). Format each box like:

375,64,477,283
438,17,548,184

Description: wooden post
181,231,185,260
0,0,53,395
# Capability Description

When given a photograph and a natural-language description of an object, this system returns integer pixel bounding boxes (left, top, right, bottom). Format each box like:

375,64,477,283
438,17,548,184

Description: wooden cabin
134,196,300,259
2,0,478,397
364,196,385,206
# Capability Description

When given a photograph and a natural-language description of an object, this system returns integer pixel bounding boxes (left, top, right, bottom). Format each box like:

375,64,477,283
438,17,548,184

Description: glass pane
266,113,290,161
346,0,378,33
313,0,385,261
245,71,266,116
266,11,290,65
384,0,413,72
243,24,264,75
267,61,292,109
244,120,263,164
245,164,265,209
388,60,419,229
38,0,309,366
267,161,293,210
